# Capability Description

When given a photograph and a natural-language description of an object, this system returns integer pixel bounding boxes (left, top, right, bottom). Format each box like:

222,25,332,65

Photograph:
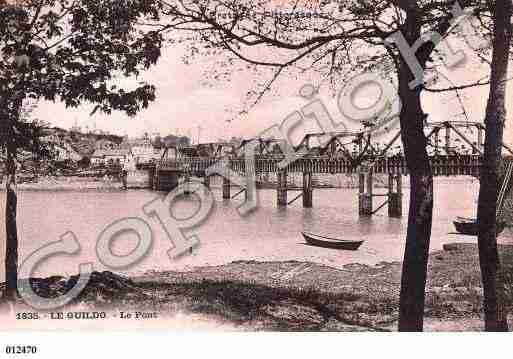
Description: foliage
0,0,166,157
77,155,91,167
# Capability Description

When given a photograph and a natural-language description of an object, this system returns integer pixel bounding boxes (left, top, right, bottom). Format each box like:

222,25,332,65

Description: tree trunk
396,3,434,332
397,72,433,332
4,148,19,301
476,0,512,332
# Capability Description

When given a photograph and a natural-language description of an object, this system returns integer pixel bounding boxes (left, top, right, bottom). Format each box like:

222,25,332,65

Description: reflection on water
1,176,512,281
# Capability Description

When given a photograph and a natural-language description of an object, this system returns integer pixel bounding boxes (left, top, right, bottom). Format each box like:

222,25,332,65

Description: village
5,126,192,185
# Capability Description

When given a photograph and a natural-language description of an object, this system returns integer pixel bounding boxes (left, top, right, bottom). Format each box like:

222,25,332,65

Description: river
1,176,512,281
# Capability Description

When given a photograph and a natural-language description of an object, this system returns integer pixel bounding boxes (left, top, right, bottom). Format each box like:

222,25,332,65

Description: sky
31,35,513,147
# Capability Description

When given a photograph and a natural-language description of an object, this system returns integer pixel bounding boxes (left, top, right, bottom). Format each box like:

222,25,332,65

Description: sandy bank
1,243,512,331
4,175,150,191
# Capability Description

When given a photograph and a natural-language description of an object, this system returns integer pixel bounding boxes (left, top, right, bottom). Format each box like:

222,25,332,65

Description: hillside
42,127,124,157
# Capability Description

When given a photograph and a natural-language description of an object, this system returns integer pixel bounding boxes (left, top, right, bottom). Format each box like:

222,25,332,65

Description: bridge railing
156,154,488,176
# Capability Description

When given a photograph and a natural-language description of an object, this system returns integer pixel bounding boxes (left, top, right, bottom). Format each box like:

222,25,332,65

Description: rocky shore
1,243,513,331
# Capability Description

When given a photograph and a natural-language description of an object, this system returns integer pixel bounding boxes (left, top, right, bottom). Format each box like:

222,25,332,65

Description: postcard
1,0,513,356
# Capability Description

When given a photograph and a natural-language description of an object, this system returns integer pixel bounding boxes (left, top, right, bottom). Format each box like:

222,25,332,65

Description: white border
0,332,509,359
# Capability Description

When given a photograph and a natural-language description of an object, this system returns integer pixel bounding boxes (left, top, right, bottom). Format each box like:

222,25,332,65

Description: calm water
1,177,512,281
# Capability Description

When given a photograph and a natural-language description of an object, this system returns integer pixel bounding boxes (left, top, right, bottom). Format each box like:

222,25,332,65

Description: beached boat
454,162,512,236
453,217,506,236
302,232,364,250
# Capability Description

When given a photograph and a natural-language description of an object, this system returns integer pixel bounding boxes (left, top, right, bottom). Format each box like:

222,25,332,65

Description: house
119,135,162,164
94,139,117,151
129,137,161,164
90,148,130,166
54,143,82,162
41,134,60,144
41,133,82,162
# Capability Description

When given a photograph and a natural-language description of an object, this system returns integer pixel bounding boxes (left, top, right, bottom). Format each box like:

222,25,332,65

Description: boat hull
302,232,363,250
453,218,506,236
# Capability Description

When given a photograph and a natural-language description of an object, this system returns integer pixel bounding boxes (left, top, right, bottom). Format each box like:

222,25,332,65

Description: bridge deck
156,154,513,176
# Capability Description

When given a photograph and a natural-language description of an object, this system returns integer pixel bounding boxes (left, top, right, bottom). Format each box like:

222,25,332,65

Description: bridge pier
203,174,211,195
222,175,231,199
277,170,288,206
303,171,313,208
184,172,191,195
445,125,451,154
245,185,255,203
434,130,440,155
388,174,403,218
203,174,210,188
148,167,156,190
155,170,179,191
358,169,373,217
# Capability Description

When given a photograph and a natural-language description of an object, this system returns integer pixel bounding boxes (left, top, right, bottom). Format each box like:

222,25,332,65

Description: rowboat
454,162,512,236
453,217,506,236
301,232,364,250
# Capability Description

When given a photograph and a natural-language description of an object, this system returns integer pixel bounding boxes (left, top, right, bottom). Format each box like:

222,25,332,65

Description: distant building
54,143,82,162
95,139,117,151
119,136,161,164
41,134,60,144
149,132,161,141
40,133,82,162
96,129,110,135
162,135,190,148
70,125,82,133
91,148,130,166
130,137,161,164
229,137,243,146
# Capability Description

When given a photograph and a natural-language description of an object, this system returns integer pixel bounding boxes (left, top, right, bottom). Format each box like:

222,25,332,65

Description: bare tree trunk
476,0,512,332
396,3,434,332
397,72,433,332
4,148,18,301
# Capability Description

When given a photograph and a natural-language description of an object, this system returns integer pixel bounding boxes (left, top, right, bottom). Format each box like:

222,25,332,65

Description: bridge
150,121,513,218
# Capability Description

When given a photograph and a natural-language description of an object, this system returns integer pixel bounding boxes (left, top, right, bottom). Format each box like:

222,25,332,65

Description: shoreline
2,243,512,331
0,177,149,192
1,174,476,192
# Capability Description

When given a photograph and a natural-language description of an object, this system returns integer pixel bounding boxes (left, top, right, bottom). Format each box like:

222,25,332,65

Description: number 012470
5,345,38,354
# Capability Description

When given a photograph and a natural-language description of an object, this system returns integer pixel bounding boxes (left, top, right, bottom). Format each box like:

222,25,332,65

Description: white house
129,137,161,164
54,143,82,162
90,148,130,166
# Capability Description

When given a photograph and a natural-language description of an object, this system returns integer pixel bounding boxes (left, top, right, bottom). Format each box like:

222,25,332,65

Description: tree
0,0,164,300
159,0,489,330
476,0,512,331
78,156,91,168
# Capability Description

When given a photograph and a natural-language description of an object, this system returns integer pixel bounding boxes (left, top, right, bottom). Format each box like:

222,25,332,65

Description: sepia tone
1,0,513,333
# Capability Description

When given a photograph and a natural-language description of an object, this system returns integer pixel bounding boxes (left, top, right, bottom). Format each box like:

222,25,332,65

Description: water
1,177,512,281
